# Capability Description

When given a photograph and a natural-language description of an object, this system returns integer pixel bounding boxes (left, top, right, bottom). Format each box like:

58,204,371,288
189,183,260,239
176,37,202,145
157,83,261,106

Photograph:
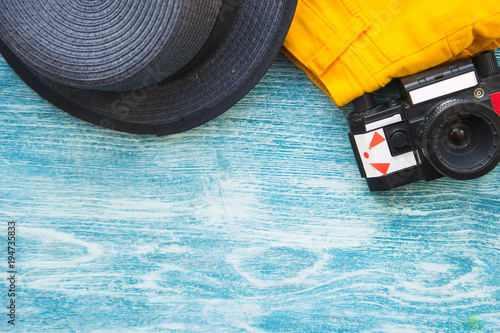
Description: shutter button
391,131,408,148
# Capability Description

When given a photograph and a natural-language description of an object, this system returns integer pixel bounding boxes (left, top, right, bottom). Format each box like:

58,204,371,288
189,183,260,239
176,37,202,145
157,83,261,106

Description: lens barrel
421,99,500,180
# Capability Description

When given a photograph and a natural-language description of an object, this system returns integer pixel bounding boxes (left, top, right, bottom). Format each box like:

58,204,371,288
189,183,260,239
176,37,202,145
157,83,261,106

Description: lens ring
421,99,500,180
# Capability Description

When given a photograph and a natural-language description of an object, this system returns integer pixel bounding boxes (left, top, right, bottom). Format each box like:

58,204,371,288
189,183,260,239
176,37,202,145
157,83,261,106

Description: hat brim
0,1,297,135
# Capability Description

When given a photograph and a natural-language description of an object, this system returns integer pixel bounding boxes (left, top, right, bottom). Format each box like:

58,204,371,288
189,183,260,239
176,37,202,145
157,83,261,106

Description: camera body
348,51,500,191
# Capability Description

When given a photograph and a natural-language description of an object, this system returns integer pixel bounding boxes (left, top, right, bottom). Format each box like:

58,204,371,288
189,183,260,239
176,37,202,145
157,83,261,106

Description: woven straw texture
0,0,297,134
0,0,221,91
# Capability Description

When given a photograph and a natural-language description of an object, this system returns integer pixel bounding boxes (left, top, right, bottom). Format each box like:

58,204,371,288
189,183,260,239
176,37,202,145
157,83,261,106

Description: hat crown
0,0,223,91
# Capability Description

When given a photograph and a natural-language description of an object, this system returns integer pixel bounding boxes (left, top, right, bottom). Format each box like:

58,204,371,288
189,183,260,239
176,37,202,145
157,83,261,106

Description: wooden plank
0,51,499,332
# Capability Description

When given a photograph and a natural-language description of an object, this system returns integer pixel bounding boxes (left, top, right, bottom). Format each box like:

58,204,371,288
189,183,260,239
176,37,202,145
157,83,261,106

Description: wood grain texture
0,51,500,333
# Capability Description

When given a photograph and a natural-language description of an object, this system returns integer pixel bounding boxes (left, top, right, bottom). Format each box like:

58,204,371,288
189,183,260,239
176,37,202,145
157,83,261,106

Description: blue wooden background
1,50,500,332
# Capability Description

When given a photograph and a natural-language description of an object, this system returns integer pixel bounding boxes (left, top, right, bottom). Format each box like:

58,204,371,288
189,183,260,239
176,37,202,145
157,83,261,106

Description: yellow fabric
282,0,500,106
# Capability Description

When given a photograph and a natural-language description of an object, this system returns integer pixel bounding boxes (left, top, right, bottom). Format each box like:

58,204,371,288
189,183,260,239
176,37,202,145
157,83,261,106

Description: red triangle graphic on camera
369,132,386,150
370,163,391,176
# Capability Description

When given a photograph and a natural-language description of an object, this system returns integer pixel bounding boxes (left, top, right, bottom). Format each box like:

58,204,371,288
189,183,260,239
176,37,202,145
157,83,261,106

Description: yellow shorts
282,0,500,106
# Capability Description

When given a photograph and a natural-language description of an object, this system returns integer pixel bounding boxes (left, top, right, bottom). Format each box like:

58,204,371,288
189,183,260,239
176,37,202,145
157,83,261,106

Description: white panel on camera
354,129,418,179
409,71,478,105
365,114,402,132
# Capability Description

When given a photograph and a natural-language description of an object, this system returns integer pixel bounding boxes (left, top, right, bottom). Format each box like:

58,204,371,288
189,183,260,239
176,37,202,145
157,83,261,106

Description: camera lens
444,123,472,150
421,99,500,180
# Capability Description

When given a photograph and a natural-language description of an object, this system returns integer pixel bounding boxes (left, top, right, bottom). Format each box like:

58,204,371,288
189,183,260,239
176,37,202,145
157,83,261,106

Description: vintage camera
348,51,500,191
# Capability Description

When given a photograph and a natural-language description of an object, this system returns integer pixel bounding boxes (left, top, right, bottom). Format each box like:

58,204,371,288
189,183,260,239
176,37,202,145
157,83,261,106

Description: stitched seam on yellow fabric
308,14,372,75
374,35,450,77
348,40,385,87
382,11,500,70
447,32,471,57
444,11,500,41
366,33,393,64
373,12,500,77
446,34,455,57
447,11,500,55
342,0,362,16
302,0,339,35
283,0,500,107
282,0,343,63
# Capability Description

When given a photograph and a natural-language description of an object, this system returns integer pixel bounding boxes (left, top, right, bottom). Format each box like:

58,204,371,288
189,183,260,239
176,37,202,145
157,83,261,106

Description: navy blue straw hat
0,0,297,135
